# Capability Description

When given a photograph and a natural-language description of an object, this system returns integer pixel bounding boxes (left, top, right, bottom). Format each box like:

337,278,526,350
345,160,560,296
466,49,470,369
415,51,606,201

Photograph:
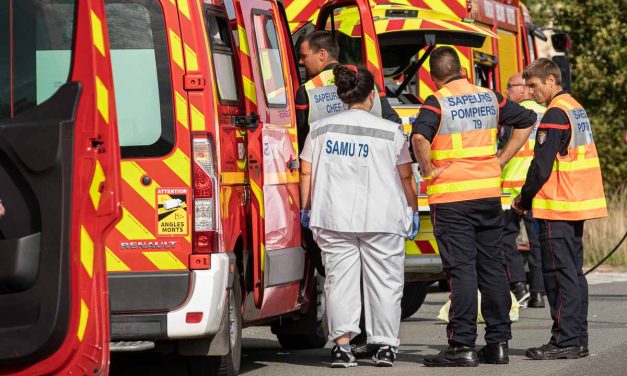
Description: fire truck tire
218,270,242,376
400,283,428,320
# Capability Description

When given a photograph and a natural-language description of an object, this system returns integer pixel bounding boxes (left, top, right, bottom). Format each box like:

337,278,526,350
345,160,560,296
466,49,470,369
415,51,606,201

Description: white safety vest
304,69,382,124
300,109,412,235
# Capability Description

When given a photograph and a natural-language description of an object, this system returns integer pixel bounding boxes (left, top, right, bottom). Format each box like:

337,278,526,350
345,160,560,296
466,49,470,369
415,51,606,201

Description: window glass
252,13,287,107
323,6,362,66
0,0,76,120
205,11,238,102
105,0,174,158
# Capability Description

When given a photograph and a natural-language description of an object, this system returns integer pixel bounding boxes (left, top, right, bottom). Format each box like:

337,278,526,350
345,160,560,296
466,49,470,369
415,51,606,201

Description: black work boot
423,345,479,367
579,346,590,358
528,292,545,308
477,342,509,364
526,343,581,360
510,281,530,309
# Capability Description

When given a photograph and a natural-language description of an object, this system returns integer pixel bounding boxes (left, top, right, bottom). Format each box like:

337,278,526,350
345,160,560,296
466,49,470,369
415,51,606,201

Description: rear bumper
404,255,445,283
110,253,231,341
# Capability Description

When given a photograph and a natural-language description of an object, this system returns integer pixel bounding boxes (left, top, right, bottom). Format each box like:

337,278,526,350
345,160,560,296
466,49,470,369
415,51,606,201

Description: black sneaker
330,346,357,368
372,345,397,367
511,281,530,309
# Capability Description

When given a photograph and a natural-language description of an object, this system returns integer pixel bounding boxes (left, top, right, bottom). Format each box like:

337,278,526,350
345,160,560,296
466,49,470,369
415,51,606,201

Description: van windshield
0,0,76,120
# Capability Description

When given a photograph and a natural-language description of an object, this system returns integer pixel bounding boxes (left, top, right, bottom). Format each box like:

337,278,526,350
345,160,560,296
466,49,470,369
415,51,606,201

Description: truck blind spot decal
157,188,189,236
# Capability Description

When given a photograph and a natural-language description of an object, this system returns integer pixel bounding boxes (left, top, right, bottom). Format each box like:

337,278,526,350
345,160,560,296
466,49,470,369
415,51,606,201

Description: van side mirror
551,32,571,53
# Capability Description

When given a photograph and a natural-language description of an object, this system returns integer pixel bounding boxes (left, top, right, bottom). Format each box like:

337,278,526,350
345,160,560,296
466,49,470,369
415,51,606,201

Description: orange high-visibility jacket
532,94,607,220
427,79,501,204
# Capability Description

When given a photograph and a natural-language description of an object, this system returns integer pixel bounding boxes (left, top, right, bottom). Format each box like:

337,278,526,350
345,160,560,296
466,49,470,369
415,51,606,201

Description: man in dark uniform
295,30,402,356
513,58,607,360
295,30,401,151
411,47,536,367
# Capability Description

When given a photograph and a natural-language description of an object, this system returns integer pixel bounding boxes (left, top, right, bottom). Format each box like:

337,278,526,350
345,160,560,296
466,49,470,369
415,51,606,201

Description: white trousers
313,228,405,347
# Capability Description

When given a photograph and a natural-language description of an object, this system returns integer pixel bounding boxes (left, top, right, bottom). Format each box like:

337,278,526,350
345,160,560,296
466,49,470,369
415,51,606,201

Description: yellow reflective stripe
90,10,105,57
221,171,246,185
365,34,379,69
238,25,249,56
95,76,109,123
106,247,131,272
89,160,105,210
77,299,89,341
428,177,500,195
116,208,156,240
533,198,607,212
184,43,198,71
175,91,189,128
451,133,462,149
121,161,160,206
143,251,186,270
177,0,190,19
431,145,495,159
163,148,191,186
243,75,257,105
405,240,421,255
502,156,531,181
169,29,184,69
424,0,458,16
554,157,600,172
250,178,264,218
555,98,574,110
190,104,205,131
80,226,94,278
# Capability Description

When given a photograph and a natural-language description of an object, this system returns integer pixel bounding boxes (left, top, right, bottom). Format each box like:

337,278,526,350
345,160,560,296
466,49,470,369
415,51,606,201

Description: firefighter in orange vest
412,47,537,366
512,58,607,360
500,73,546,309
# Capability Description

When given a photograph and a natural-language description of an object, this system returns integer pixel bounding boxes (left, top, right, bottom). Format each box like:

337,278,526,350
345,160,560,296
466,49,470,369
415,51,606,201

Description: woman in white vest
299,65,419,368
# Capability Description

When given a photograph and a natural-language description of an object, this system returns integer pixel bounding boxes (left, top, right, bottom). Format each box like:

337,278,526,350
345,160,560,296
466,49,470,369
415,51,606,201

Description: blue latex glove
300,209,310,228
408,211,420,240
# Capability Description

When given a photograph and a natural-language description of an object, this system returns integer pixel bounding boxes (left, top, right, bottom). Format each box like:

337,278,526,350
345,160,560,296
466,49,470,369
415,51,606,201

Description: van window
105,0,174,158
205,11,238,103
323,5,363,66
252,13,287,107
0,0,76,120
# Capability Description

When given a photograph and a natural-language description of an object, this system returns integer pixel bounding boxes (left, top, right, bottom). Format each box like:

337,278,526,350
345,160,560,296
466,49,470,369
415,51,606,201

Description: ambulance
286,0,548,318
1,0,321,375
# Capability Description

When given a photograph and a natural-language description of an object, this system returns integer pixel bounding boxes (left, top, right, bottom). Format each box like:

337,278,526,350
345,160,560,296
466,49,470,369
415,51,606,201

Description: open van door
234,0,305,310
0,0,120,375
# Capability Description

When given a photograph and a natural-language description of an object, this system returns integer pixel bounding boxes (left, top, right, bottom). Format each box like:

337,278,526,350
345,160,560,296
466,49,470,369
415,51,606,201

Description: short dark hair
301,30,340,60
429,46,462,81
333,65,374,105
523,58,562,85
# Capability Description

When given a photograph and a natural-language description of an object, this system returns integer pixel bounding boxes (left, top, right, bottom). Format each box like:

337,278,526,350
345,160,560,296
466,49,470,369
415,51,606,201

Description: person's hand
408,211,420,240
427,162,451,181
0,201,5,218
300,209,310,228
511,195,525,215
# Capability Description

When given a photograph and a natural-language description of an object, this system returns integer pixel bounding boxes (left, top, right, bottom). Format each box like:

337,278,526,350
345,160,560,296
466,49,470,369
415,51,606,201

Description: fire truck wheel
400,283,428,320
219,270,243,376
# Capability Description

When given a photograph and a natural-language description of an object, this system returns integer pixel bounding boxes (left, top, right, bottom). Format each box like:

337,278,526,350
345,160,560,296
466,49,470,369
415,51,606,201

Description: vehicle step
110,341,155,352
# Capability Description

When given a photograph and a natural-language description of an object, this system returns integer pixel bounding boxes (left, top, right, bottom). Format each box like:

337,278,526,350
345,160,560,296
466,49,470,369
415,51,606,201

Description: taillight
193,137,218,254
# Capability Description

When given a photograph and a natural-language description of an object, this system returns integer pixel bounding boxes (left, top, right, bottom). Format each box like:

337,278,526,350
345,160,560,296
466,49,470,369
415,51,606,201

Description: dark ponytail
333,65,375,106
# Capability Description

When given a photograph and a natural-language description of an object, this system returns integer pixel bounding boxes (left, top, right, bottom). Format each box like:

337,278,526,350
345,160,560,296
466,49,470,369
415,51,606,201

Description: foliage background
524,0,626,192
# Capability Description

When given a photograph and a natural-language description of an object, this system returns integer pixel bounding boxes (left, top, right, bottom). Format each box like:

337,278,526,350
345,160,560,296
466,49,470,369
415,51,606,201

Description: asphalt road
110,272,627,376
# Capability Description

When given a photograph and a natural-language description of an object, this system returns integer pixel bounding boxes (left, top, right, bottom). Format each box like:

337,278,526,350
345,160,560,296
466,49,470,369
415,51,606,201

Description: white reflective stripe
311,123,396,141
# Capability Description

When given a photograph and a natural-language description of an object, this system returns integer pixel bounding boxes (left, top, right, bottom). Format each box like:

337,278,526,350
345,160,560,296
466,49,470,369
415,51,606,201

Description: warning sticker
156,188,189,236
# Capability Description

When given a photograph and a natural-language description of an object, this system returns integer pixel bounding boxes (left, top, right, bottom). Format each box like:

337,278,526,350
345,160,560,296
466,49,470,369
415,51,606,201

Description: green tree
526,0,627,192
